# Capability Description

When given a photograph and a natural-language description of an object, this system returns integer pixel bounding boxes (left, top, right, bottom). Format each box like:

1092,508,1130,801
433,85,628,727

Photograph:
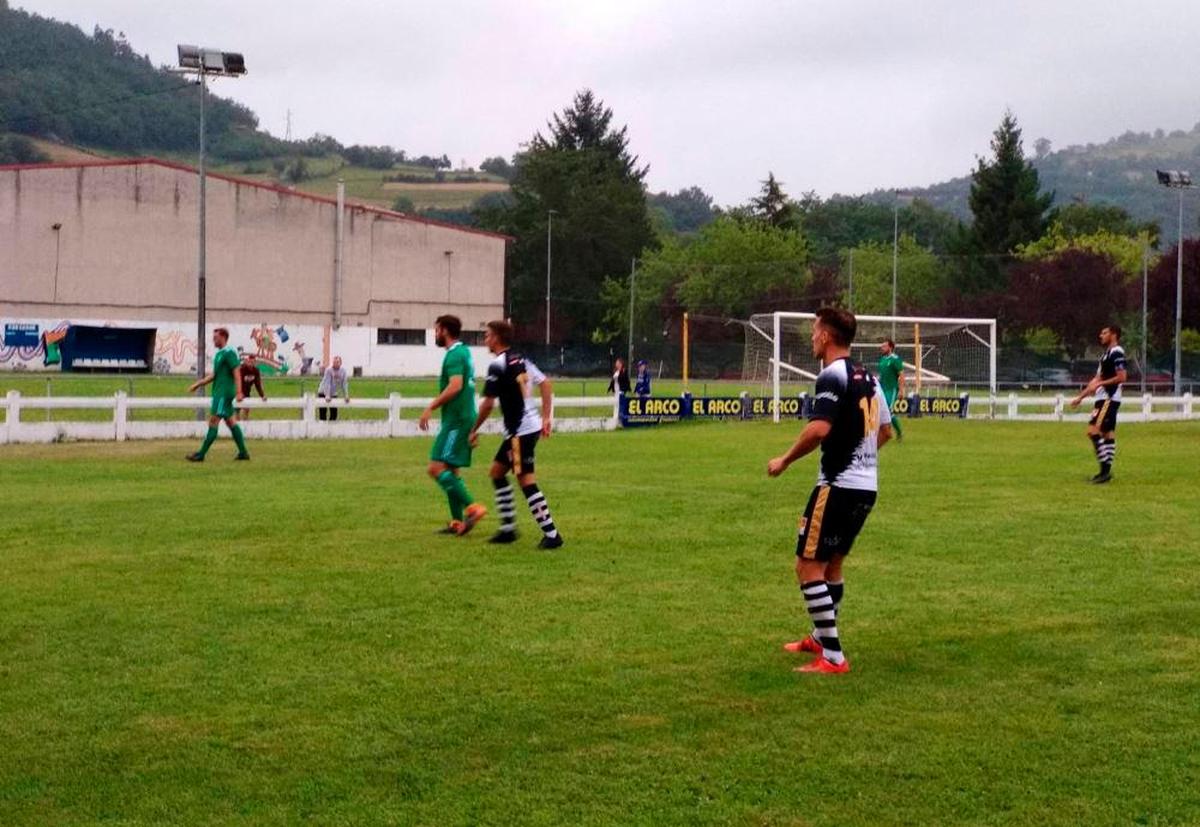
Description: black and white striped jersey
483,350,546,438
810,358,892,492
1094,346,1126,402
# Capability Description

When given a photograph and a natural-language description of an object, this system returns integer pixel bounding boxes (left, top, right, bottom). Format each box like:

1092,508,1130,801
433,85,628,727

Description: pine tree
749,172,798,229
967,111,1054,256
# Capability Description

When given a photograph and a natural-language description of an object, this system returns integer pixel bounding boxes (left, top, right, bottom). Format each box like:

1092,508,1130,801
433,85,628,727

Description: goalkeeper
877,338,905,439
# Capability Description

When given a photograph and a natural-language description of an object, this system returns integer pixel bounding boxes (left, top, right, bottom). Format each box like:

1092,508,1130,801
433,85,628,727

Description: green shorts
211,396,237,420
431,422,472,468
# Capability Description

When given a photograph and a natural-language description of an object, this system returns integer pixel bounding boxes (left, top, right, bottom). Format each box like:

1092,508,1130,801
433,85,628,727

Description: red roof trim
0,157,514,242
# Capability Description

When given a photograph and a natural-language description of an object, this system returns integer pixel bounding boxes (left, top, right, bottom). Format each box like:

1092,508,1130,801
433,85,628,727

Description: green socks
436,470,474,521
230,423,248,456
891,414,903,437
197,426,218,457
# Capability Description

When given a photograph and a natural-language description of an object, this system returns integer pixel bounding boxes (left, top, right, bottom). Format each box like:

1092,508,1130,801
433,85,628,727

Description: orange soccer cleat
794,656,851,674
783,635,823,655
460,504,488,535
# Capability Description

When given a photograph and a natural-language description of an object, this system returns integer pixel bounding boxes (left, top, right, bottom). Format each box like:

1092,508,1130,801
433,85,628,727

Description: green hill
878,126,1200,238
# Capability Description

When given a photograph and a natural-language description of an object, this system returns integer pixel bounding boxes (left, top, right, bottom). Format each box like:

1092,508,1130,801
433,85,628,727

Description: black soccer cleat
185,452,204,462
234,453,251,461
1090,471,1113,484
538,534,564,550
488,531,518,544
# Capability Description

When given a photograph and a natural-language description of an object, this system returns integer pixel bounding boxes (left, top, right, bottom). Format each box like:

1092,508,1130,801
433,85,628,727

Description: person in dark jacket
607,358,631,394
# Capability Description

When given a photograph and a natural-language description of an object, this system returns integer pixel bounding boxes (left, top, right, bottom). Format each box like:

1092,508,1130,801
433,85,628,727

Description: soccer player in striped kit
767,308,893,674
468,320,563,549
1070,324,1127,484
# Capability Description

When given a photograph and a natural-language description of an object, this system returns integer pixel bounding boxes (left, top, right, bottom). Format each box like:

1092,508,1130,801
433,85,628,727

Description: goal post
743,312,997,422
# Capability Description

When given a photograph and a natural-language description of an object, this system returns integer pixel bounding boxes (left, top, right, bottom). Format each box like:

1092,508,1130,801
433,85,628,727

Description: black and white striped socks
493,477,516,534
522,483,558,538
1098,438,1115,472
801,580,844,664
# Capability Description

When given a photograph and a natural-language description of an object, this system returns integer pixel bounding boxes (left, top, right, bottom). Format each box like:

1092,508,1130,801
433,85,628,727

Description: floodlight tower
1156,169,1193,395
172,45,247,387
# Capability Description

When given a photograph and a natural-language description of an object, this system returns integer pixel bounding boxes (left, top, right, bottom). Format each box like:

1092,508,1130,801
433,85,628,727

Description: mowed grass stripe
0,420,1197,826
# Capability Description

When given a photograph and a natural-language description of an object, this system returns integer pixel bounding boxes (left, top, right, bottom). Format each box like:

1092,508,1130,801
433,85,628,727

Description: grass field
2,419,1199,826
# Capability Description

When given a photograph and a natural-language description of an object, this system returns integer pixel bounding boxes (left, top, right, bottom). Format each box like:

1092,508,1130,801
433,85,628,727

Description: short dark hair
815,307,856,347
884,337,895,349
435,315,462,338
1103,323,1122,339
486,319,514,346
214,327,230,340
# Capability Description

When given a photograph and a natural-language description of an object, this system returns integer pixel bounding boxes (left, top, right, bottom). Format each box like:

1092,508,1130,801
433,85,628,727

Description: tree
597,215,810,342
391,195,415,213
1051,202,1158,244
479,156,514,180
966,111,1054,258
749,172,798,229
1003,249,1130,358
0,134,48,164
647,186,716,235
1018,223,1155,282
476,90,656,342
843,235,948,315
1147,239,1200,352
1034,137,1052,159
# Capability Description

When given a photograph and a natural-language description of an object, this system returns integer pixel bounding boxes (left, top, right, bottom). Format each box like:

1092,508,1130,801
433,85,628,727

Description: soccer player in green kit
877,337,905,440
419,315,487,535
186,327,250,461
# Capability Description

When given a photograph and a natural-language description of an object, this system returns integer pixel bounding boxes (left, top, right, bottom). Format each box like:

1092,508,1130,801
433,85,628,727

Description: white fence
978,393,1196,422
0,391,620,445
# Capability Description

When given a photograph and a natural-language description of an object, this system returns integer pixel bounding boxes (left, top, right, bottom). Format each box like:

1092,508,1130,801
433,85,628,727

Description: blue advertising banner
620,392,969,426
4,323,40,348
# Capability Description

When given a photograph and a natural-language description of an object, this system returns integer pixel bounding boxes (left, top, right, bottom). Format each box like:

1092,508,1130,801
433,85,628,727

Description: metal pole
892,200,899,323
627,258,636,366
545,210,554,346
848,248,854,312
1142,241,1148,395
1175,189,1184,396
196,71,208,417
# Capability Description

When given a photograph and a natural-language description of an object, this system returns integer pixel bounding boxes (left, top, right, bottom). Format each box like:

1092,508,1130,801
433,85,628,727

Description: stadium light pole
172,45,246,401
545,208,557,346
1156,170,1192,395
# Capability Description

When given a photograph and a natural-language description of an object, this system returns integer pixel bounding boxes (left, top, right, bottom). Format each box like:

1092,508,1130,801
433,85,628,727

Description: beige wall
0,161,506,333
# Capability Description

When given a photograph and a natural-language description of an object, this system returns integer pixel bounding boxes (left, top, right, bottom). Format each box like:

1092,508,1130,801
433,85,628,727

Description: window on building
460,330,485,346
377,328,426,346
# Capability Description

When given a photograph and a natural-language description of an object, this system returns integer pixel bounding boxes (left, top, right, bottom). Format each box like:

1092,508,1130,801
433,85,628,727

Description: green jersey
439,342,476,425
211,346,240,399
877,353,904,395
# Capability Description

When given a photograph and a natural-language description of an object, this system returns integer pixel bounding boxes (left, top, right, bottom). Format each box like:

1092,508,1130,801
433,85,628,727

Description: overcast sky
19,0,1200,204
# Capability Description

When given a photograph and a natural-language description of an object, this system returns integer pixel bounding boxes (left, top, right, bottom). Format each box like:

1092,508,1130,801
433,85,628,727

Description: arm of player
767,419,832,477
878,422,893,449
255,374,266,401
540,377,554,437
1070,375,1103,407
468,396,495,447
420,375,463,432
188,372,215,393
233,366,245,402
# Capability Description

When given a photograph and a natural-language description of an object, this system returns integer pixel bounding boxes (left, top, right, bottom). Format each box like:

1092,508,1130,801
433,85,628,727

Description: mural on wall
1,321,68,368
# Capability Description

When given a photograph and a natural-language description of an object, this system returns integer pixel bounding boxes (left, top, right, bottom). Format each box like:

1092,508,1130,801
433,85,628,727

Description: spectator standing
318,356,351,421
238,353,267,419
608,358,631,394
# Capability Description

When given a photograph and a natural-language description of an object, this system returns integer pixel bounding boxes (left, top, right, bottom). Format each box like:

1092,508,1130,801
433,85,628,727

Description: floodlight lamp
201,49,224,71
177,44,201,69
222,53,246,75
1156,169,1192,188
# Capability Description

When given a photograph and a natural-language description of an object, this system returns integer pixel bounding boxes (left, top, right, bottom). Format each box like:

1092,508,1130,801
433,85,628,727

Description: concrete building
0,159,508,375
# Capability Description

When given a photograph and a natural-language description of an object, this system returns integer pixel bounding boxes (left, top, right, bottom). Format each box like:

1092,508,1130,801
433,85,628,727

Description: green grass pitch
1,419,1198,825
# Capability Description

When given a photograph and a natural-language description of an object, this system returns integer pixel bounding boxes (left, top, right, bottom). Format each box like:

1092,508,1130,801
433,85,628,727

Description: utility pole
627,258,637,366
545,209,556,346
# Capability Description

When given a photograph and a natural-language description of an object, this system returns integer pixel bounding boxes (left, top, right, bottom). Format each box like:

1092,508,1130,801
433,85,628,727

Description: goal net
744,312,996,420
